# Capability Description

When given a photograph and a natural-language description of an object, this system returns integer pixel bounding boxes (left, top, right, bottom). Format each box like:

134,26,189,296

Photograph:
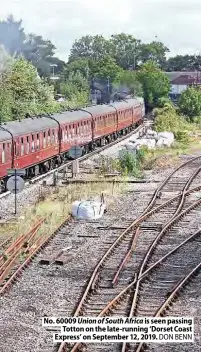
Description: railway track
1,154,201,352
0,218,47,294
56,156,201,352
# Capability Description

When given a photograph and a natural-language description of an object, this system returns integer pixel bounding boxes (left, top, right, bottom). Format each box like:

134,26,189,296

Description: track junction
0,152,200,352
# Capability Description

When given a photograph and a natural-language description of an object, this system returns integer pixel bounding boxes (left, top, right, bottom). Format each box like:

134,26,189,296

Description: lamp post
107,76,110,93
50,64,58,78
133,42,137,71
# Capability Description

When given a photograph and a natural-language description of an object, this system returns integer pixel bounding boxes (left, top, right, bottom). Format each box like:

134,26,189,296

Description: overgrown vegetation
0,55,89,121
136,61,170,108
0,180,125,241
178,87,201,120
154,103,194,143
98,149,146,178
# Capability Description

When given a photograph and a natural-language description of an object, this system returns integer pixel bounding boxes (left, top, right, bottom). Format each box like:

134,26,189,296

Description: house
165,71,201,101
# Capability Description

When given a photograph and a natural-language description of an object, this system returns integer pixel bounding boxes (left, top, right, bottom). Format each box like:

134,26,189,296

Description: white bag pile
125,129,175,151
72,200,106,220
157,132,174,147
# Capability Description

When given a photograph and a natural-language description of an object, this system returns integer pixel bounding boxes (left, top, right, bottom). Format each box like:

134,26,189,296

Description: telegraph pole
107,76,110,93
133,42,137,70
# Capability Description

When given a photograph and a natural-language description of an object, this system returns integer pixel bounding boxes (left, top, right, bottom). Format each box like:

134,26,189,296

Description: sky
1,0,201,61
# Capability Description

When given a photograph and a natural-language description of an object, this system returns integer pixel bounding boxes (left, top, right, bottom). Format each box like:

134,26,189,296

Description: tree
117,70,143,96
63,58,90,79
23,34,65,77
69,35,111,62
136,61,170,108
139,41,169,68
109,33,140,70
69,33,170,71
0,45,14,73
92,56,123,82
59,70,90,106
0,16,64,78
178,87,201,119
0,15,25,55
0,47,15,121
166,55,201,71
0,58,64,120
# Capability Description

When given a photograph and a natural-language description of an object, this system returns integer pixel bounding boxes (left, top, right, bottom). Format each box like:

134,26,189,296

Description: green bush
154,104,192,143
178,87,201,119
118,150,145,177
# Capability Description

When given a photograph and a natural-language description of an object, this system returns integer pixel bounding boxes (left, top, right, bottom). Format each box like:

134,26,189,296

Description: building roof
166,71,198,80
0,98,142,142
171,75,197,85
165,71,201,82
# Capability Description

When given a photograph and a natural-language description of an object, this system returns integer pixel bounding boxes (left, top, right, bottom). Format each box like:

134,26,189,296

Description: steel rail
99,230,201,318
0,218,47,285
0,215,71,295
112,228,140,287
0,218,45,266
135,261,201,352
114,165,201,291
59,157,201,352
121,179,201,351
69,228,201,352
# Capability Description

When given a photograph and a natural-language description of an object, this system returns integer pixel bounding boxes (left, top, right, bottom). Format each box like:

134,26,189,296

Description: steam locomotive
0,97,145,190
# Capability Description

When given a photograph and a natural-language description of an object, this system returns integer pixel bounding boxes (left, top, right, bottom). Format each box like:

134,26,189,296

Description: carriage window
1,143,5,163
43,132,46,148
26,136,30,154
61,128,65,141
55,130,58,143
47,130,51,145
31,135,35,152
14,142,17,156
36,133,40,150
52,130,55,143
21,138,24,156
64,128,67,141
68,125,71,138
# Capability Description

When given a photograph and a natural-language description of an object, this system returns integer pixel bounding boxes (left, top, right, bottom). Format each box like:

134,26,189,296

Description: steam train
0,97,145,190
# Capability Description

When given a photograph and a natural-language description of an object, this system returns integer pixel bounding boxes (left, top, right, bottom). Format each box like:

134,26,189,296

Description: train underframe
0,121,142,192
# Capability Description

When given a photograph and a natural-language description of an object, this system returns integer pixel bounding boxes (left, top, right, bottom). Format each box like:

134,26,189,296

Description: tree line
0,15,201,122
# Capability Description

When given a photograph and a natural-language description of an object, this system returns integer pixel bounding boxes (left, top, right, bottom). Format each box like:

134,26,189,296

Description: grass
0,180,126,243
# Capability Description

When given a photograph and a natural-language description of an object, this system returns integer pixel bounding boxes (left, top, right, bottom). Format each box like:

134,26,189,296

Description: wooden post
72,160,80,178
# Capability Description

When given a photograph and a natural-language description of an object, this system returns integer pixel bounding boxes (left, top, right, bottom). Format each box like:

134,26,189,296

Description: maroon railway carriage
0,98,145,189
